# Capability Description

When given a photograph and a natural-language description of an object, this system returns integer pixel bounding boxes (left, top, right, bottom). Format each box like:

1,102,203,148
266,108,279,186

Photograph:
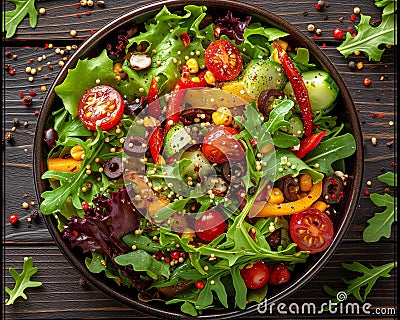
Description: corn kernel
212,107,233,126
186,58,199,73
268,188,285,204
299,174,313,192
70,145,85,160
204,70,216,86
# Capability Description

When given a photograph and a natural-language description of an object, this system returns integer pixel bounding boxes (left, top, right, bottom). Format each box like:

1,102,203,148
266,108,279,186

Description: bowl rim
33,0,364,318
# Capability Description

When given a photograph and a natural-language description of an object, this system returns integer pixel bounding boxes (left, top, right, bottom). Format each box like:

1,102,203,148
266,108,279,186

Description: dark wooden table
3,0,396,319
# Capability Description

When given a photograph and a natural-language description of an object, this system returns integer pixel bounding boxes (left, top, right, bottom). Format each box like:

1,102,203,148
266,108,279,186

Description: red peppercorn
170,251,180,260
34,110,40,116
76,14,81,18
29,58,35,63
9,68,15,75
363,189,370,195
363,78,371,87
314,4,321,11
322,42,327,48
22,96,33,106
195,281,205,290
164,257,171,263
81,201,89,211
350,14,356,22
29,90,37,96
333,28,344,39
85,11,91,16
312,35,319,40
378,113,384,118
371,112,377,118
8,214,19,225
19,92,24,98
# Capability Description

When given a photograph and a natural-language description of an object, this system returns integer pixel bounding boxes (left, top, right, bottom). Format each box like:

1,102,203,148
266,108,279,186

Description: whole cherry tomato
194,209,227,243
289,207,334,254
240,260,269,289
205,39,243,81
202,126,245,164
78,85,124,131
268,263,291,286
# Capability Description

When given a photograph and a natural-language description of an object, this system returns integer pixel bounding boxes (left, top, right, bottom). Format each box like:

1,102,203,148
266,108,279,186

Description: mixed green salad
40,5,356,316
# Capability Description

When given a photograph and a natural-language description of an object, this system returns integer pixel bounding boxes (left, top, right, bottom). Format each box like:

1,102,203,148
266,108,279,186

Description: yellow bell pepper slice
254,181,322,217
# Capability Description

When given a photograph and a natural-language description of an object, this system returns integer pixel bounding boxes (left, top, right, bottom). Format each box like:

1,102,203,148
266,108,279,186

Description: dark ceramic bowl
34,0,363,318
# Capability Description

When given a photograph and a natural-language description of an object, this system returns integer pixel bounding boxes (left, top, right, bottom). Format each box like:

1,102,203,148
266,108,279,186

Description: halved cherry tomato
289,207,334,254
240,261,269,289
194,209,227,243
268,263,291,286
78,85,124,131
205,39,243,81
202,126,245,164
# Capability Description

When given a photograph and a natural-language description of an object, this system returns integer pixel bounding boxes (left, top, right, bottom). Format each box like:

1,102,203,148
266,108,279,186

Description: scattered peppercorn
371,137,377,145
354,7,361,14
307,24,315,32
79,277,88,287
97,0,105,7
350,14,356,22
23,121,29,127
356,61,363,70
363,189,370,195
316,28,322,35
348,61,356,70
8,214,19,225
333,28,344,39
13,118,20,126
30,209,40,222
386,141,394,148
39,7,46,15
378,113,384,118
363,78,371,87
22,202,29,209
5,132,14,142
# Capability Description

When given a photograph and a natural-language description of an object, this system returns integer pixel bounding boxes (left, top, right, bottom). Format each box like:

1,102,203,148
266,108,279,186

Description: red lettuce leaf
215,11,251,44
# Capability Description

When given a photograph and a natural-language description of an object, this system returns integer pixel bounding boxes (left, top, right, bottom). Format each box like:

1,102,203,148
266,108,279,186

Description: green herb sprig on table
363,172,397,242
5,257,42,305
3,0,38,39
336,0,397,61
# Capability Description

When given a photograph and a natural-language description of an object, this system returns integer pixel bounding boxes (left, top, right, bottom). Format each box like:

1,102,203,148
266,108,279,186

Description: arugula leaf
180,301,198,316
324,261,396,303
363,172,396,243
122,234,162,253
231,266,247,309
303,133,356,177
5,257,42,305
114,249,170,279
272,131,300,148
377,171,396,186
3,0,38,38
40,129,105,215
337,11,395,61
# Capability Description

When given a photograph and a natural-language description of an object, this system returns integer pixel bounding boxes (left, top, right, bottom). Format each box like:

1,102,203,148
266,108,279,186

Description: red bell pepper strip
164,66,208,133
149,126,164,164
147,77,162,119
272,41,313,137
293,130,327,159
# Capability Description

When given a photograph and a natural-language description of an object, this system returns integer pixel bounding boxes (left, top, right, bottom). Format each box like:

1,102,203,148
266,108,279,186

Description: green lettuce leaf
5,257,42,305
125,5,211,95
3,0,38,38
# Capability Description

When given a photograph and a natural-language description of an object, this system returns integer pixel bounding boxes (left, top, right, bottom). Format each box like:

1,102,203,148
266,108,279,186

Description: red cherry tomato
78,85,124,131
8,214,19,225
289,207,334,254
240,261,269,289
194,209,227,243
333,28,344,39
205,39,243,81
268,263,291,286
202,126,245,164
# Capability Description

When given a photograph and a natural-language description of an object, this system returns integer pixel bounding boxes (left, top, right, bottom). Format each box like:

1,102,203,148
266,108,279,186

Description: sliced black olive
103,157,124,179
179,108,211,125
322,175,345,204
156,280,193,298
257,89,285,118
44,127,58,148
283,177,300,202
124,96,147,115
124,136,147,156
221,161,245,183
267,229,281,250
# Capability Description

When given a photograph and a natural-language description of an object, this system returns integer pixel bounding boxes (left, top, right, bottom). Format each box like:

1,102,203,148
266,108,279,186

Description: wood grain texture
2,0,396,319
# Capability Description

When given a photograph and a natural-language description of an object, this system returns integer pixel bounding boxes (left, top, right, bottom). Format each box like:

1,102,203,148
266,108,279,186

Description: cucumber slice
283,70,339,114
164,123,192,157
243,59,287,99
